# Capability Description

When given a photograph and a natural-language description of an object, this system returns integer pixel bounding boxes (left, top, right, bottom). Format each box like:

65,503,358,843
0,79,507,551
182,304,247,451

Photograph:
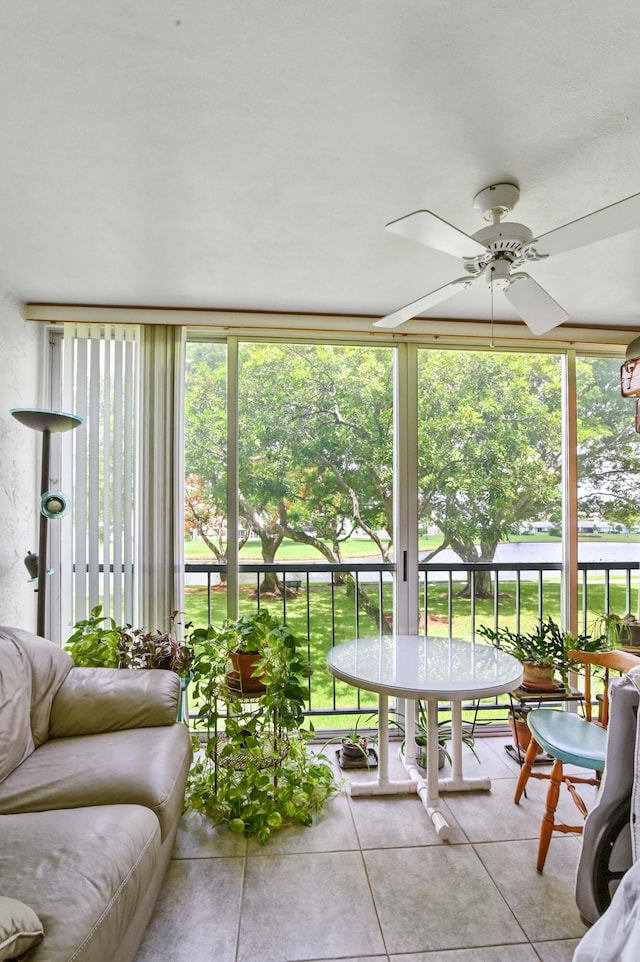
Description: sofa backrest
0,628,73,782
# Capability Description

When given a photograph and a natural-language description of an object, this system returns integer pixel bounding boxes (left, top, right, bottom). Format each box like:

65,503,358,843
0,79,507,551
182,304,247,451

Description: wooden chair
514,648,640,873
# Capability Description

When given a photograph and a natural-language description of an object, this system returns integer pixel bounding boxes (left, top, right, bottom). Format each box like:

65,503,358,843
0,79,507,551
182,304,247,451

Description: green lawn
185,535,405,561
184,532,640,562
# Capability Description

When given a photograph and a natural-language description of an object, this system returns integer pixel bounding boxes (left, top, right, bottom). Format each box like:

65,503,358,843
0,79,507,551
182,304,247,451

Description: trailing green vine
185,611,337,843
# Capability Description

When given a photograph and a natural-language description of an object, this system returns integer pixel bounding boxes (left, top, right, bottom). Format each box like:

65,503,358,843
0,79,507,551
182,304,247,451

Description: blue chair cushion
527,708,607,771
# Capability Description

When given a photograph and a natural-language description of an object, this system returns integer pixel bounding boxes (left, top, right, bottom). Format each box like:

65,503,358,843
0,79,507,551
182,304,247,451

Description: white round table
327,634,523,838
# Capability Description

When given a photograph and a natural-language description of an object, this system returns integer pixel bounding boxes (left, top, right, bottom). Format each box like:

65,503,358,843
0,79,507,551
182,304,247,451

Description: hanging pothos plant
186,610,337,843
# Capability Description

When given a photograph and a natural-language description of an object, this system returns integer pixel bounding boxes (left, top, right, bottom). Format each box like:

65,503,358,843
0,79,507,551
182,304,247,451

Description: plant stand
507,684,584,766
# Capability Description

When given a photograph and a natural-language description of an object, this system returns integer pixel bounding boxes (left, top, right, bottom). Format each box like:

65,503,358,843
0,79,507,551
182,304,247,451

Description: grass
184,532,640,561
184,574,638,732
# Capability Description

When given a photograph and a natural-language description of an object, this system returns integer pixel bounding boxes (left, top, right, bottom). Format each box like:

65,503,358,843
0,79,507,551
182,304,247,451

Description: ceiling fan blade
503,273,570,336
386,210,487,259
374,276,477,329
533,191,640,258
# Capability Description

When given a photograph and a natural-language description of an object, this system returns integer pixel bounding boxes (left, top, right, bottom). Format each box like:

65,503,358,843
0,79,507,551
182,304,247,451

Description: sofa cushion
0,806,160,962
5,629,73,748
0,725,192,841
49,667,181,737
0,634,35,782
0,897,44,960
0,629,73,774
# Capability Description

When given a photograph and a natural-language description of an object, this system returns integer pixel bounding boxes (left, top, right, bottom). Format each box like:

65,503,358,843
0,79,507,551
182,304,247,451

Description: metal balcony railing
184,558,640,730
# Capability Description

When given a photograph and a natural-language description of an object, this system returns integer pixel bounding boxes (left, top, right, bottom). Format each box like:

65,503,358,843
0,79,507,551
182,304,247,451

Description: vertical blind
61,323,139,631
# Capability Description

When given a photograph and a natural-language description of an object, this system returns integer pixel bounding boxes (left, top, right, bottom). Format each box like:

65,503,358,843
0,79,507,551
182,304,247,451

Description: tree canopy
184,343,640,591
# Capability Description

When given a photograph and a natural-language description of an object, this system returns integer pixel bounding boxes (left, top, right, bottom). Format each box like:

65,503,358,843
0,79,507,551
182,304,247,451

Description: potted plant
591,612,640,648
186,610,336,843
64,605,122,667
207,609,278,692
65,606,194,675
477,617,608,692
322,716,377,768
507,705,544,759
389,702,478,770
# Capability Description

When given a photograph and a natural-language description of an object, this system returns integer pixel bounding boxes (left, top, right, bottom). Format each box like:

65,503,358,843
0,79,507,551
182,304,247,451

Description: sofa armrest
49,668,181,738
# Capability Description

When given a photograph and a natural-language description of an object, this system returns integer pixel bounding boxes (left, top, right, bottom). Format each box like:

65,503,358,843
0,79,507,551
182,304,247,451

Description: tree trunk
441,535,499,600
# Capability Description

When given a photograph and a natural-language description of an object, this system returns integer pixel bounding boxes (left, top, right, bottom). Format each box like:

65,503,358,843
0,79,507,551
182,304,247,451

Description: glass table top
327,634,524,700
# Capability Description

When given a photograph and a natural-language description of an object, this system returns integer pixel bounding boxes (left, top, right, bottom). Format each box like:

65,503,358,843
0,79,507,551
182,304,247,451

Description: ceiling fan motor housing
464,221,534,278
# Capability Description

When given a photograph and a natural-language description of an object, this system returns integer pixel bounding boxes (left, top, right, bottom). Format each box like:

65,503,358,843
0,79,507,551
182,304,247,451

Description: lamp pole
11,408,83,637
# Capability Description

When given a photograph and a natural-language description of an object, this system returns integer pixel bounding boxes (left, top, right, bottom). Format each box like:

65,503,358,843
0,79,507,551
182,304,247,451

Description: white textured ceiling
2,1,640,332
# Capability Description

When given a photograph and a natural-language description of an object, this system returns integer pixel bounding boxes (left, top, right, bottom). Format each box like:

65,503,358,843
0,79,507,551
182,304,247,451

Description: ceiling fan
375,183,640,335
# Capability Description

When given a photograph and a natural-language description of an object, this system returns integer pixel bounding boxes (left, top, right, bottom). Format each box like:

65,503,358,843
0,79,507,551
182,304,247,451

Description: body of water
186,542,640,587
423,541,640,566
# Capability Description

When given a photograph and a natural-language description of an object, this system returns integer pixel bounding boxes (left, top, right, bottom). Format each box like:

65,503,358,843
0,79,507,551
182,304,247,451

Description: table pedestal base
342,695,491,840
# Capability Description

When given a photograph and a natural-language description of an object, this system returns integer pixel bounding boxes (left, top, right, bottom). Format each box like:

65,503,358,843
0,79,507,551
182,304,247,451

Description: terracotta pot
508,715,543,756
227,651,266,692
522,661,557,691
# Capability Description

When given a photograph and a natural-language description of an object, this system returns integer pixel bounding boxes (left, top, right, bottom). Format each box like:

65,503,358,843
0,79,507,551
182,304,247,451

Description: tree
576,357,640,530
417,351,562,596
184,343,394,605
186,343,640,609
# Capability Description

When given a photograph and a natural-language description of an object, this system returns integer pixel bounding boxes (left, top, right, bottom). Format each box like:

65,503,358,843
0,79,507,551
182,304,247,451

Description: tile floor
134,736,596,962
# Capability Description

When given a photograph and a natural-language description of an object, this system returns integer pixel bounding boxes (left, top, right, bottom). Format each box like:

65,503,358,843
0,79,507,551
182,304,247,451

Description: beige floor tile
173,810,248,858
474,837,588,942
349,792,468,847
364,844,526,954
134,857,244,962
237,850,385,962
246,792,359,854
391,946,539,961
459,734,518,778
443,770,587,844
532,939,583,961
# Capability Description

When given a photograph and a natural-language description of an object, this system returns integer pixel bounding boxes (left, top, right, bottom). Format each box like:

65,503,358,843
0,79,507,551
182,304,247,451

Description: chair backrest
567,648,640,726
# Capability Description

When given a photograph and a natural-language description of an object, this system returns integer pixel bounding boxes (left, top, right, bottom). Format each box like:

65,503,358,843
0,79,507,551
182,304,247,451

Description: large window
48,324,638,703
183,340,394,717
416,349,563,635
576,355,640,620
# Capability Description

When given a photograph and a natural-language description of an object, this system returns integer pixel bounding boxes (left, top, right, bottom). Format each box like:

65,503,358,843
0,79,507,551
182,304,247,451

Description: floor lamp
11,408,83,637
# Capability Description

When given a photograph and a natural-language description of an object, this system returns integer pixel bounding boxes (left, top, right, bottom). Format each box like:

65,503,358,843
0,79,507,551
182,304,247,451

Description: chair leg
537,757,563,873
514,737,540,803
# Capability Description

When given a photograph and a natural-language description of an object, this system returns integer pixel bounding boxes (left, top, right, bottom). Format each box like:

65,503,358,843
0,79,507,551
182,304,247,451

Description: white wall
0,288,42,630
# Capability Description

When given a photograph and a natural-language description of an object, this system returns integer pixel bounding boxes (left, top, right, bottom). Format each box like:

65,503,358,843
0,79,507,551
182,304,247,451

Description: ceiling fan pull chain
490,266,495,348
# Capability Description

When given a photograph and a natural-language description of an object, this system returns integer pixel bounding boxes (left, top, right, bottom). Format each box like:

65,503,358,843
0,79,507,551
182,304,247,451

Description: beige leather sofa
0,627,193,962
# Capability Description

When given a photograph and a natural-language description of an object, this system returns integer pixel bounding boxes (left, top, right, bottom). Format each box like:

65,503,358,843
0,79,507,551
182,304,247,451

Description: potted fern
477,617,607,692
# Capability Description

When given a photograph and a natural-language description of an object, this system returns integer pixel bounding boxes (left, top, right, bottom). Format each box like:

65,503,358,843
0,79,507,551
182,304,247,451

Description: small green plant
65,605,121,667
66,606,194,675
186,611,337,843
590,612,637,647
117,611,194,675
322,715,376,764
389,702,478,766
